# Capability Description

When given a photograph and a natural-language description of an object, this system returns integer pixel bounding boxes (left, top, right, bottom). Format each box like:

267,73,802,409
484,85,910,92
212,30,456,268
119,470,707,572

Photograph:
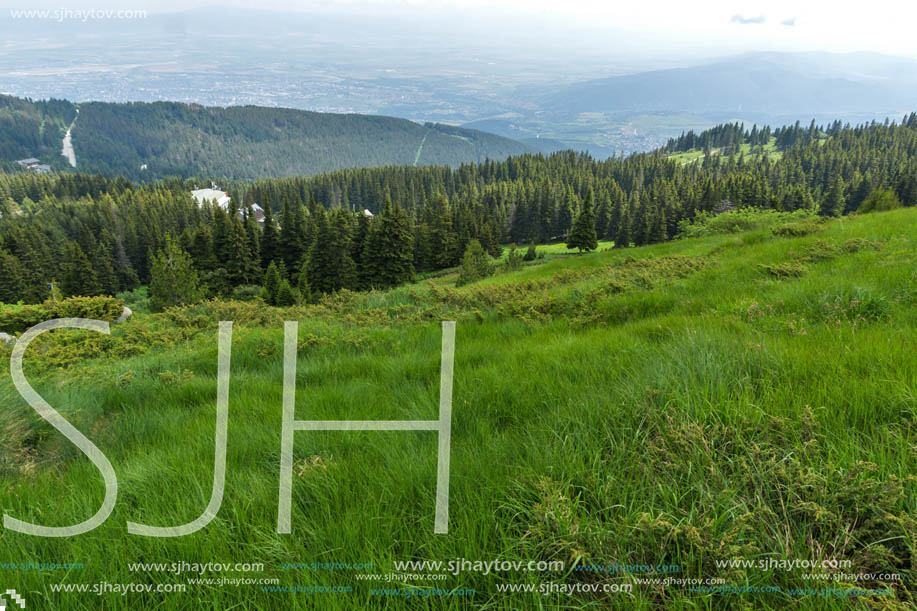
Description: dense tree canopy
2,115,917,303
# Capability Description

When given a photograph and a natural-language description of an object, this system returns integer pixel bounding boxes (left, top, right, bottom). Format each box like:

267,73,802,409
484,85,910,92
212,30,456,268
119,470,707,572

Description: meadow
1,208,915,609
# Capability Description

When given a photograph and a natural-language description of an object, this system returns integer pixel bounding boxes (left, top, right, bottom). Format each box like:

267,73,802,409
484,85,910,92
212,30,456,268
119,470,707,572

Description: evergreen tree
819,177,845,217
260,204,279,269
859,188,903,213
148,236,202,312
0,248,24,303
504,244,523,271
62,242,102,297
362,195,414,289
456,239,493,286
274,279,299,307
566,189,598,253
307,208,356,294
297,260,313,305
614,204,632,249
262,260,282,305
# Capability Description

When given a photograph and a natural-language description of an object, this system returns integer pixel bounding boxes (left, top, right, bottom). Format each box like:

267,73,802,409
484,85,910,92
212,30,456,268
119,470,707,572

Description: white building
191,187,232,210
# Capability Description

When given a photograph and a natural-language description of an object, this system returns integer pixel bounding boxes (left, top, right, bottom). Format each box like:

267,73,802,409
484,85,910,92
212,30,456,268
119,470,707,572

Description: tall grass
1,209,915,609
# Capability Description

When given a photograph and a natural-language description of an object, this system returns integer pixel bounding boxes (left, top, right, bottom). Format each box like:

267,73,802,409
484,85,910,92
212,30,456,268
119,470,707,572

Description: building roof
191,188,231,209
17,158,39,165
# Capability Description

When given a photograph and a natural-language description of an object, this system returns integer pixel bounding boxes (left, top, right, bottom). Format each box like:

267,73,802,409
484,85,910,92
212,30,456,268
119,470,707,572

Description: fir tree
274,279,298,307
362,195,414,289
456,239,493,286
614,204,632,249
62,242,102,297
566,189,598,253
504,244,523,271
262,260,282,305
260,204,279,269
819,177,845,217
148,236,202,312
297,260,313,305
0,248,24,303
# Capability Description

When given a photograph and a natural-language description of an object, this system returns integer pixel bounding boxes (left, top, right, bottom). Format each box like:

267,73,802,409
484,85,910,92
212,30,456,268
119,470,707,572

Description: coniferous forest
2,115,917,309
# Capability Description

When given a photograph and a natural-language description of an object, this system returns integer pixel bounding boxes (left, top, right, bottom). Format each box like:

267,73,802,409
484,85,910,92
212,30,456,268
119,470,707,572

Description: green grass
668,137,784,165
1,209,916,609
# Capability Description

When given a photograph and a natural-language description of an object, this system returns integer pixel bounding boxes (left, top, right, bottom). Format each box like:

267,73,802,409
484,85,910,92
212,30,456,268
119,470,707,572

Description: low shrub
771,220,822,237
0,295,125,334
678,207,817,238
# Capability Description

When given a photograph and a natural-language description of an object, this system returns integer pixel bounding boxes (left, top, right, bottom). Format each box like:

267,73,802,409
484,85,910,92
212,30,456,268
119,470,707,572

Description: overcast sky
1,0,914,57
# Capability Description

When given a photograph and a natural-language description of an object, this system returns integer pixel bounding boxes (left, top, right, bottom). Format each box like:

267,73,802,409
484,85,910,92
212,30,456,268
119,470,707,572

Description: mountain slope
1,207,915,608
0,95,535,181
544,51,917,118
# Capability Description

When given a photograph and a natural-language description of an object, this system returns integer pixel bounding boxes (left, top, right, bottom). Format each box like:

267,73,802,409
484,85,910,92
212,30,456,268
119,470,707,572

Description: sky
0,0,914,57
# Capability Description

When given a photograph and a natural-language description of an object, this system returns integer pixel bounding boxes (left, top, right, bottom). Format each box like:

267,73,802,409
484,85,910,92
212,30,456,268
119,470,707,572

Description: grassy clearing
1,209,915,609
668,138,784,165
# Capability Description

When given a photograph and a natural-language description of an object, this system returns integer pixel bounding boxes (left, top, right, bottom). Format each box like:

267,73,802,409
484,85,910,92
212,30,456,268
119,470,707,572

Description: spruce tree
307,208,356,294
504,244,523,271
362,195,414,289
614,205,632,249
262,260,282,305
274,279,298,307
297,261,313,305
456,239,493,286
566,189,598,253
62,242,102,297
819,177,845,217
260,205,279,269
148,236,202,312
0,248,24,303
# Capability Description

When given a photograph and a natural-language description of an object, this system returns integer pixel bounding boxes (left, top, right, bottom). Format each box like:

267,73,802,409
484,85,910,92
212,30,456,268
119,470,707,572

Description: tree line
2,115,917,307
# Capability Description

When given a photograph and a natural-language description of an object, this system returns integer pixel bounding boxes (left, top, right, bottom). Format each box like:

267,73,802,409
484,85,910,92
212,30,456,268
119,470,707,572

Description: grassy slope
668,137,784,165
2,209,916,609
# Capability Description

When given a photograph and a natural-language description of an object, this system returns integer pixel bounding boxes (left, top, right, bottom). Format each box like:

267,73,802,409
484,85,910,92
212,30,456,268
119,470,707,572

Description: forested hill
3,115,917,308
0,95,535,181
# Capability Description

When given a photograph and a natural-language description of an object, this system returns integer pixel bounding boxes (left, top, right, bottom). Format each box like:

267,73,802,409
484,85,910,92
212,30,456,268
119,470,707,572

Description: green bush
504,244,523,272
770,220,822,237
858,187,903,213
231,285,264,302
0,295,125,334
678,207,817,238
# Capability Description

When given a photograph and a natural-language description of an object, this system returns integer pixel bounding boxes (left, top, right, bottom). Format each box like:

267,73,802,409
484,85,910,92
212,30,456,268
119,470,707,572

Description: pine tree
148,236,202,312
262,260,282,305
456,239,493,286
0,248,24,303
62,242,102,297
297,260,313,304
614,204,632,249
260,204,279,269
819,177,845,217
566,188,598,253
274,279,299,307
523,242,537,261
307,208,356,294
279,199,307,273
362,195,414,289
504,244,523,271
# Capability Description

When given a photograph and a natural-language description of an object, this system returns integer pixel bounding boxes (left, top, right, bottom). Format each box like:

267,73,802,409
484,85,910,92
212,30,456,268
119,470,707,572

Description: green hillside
1,207,914,609
0,95,535,181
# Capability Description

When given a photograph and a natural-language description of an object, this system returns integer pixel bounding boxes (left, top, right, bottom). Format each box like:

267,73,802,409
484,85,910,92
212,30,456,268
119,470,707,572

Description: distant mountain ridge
544,51,917,118
0,95,535,181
